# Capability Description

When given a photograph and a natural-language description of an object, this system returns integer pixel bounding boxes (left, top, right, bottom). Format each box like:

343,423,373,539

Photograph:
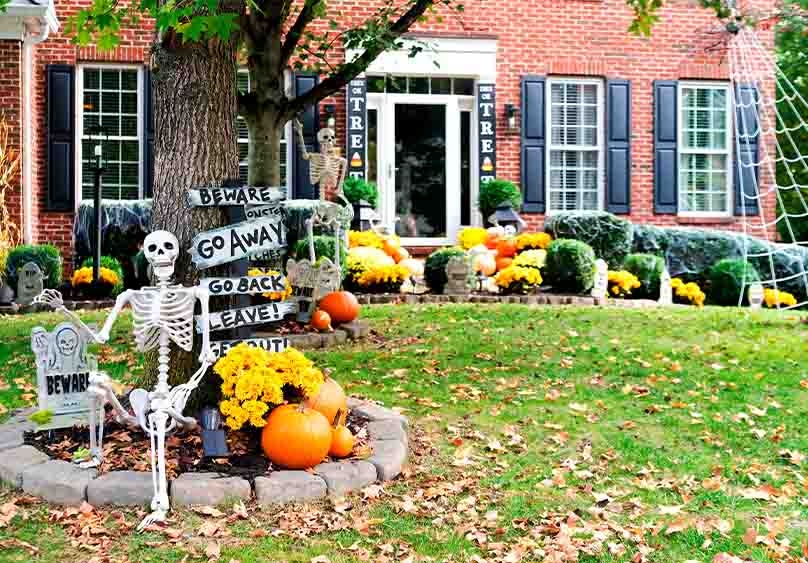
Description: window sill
676,215,735,225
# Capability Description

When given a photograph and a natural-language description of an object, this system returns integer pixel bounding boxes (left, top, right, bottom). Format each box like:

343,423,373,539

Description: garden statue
444,256,472,295
286,257,341,322
294,119,353,272
591,259,608,300
34,229,215,531
748,282,764,309
659,268,672,305
16,261,45,306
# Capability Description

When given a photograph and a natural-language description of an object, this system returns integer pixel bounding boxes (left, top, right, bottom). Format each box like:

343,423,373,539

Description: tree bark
144,35,239,407
246,105,284,187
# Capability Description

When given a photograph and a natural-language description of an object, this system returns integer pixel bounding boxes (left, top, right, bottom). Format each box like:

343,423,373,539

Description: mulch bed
23,409,370,484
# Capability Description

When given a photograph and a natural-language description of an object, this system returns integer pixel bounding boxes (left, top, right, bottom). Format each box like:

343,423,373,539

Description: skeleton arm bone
195,286,214,365
335,155,348,203
295,119,310,160
35,289,131,344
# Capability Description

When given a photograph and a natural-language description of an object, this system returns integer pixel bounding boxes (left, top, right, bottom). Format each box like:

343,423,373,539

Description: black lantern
351,199,380,231
200,406,229,458
324,103,336,129
487,200,526,234
504,104,517,130
87,125,109,283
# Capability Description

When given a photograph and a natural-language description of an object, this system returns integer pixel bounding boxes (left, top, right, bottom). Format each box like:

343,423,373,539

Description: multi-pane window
366,75,475,96
237,70,287,185
678,83,732,214
546,78,604,213
80,67,141,200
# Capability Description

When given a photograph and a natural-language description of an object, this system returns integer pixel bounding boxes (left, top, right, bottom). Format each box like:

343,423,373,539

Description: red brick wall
0,40,22,236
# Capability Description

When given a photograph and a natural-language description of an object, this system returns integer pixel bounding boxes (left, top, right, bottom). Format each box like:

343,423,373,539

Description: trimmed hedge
622,253,665,299
5,244,62,289
425,247,466,293
80,256,125,295
544,239,596,294
708,259,760,306
544,211,633,267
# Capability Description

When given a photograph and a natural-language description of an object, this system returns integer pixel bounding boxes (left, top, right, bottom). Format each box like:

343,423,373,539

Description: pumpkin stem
333,408,343,428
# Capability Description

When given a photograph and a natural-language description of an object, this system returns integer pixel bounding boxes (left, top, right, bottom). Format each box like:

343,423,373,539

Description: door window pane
460,110,471,226
395,104,446,238
367,109,378,185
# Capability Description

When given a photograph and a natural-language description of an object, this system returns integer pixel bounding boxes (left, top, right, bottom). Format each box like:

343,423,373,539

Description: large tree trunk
246,106,284,187
145,35,239,408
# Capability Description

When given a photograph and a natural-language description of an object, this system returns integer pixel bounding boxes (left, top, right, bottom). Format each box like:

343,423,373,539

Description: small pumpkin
473,253,497,277
399,258,424,277
392,246,410,263
382,237,401,257
261,404,332,469
496,238,517,258
304,377,347,426
484,232,500,250
330,425,354,458
495,256,513,271
319,291,360,324
311,309,332,332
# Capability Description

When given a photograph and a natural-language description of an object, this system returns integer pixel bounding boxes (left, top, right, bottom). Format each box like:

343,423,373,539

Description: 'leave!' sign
196,301,296,333
190,215,286,269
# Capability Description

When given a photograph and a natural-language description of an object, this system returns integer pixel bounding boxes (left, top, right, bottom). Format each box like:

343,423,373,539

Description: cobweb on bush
728,26,808,308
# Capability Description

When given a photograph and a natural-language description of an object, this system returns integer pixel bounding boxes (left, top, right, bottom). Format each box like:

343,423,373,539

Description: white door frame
368,92,476,246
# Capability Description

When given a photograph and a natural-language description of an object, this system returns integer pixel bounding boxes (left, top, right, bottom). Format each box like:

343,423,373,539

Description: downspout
21,22,50,244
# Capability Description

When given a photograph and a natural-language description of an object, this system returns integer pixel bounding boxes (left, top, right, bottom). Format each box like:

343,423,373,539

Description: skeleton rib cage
130,288,196,352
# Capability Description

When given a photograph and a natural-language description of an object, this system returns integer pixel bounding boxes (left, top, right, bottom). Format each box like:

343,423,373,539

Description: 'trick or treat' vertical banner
346,77,367,180
477,83,496,183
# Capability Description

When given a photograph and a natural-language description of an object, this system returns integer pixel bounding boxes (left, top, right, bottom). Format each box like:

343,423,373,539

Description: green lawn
1,304,807,562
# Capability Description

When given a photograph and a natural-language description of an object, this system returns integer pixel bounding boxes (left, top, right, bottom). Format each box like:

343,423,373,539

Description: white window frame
75,63,145,205
677,80,733,218
545,76,605,215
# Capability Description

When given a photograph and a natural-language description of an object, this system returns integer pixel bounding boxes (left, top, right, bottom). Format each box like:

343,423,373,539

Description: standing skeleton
34,230,214,531
294,120,353,271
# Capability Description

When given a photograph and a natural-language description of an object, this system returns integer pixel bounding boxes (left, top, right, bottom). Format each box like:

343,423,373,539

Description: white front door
367,93,477,246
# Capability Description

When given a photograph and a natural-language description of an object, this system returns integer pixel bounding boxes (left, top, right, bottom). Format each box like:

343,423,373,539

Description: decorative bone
34,229,214,531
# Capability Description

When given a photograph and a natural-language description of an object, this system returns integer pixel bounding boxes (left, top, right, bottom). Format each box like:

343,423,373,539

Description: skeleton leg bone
138,410,170,531
306,216,316,263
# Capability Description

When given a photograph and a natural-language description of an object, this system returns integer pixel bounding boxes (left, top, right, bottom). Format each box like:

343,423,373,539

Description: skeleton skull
317,127,336,151
143,230,179,281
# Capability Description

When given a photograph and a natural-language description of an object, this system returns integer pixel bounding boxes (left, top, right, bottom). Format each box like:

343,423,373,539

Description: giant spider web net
728,25,808,308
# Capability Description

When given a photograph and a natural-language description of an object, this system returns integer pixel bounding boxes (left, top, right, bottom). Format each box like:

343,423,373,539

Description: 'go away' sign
189,215,286,269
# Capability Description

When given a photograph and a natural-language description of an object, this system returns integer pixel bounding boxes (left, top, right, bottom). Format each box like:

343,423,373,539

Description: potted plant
478,179,521,227
343,177,379,230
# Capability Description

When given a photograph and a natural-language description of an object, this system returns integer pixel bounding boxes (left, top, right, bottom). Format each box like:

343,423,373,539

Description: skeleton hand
95,328,110,344
199,348,217,366
33,289,64,310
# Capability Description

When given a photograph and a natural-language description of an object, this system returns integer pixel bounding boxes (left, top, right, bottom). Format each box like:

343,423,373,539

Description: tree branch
279,0,322,71
285,0,434,119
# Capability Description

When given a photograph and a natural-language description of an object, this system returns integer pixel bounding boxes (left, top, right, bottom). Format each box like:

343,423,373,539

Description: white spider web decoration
728,25,808,309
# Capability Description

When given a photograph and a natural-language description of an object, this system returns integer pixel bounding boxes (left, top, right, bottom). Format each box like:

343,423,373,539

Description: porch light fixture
325,103,336,129
488,200,527,234
505,104,517,130
200,405,229,458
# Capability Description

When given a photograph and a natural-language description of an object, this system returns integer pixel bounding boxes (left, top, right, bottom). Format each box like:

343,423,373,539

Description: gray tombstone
16,262,45,306
658,268,673,306
32,322,94,419
286,257,341,322
444,256,471,295
591,259,608,300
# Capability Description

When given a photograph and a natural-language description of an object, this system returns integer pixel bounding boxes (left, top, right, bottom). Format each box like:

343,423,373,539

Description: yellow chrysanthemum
494,265,543,294
356,264,411,287
247,268,293,301
71,266,119,288
513,249,547,270
671,277,706,307
514,232,552,251
457,227,488,250
764,288,797,308
607,270,641,298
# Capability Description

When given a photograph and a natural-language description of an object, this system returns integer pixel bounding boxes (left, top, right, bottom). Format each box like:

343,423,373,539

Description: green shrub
425,247,466,293
544,239,596,294
5,244,62,289
544,211,633,267
343,177,379,207
708,259,761,306
622,253,665,299
478,179,521,222
293,235,347,266
81,256,125,295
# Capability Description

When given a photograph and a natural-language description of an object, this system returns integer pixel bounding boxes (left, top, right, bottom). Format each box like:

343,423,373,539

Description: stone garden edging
0,398,408,508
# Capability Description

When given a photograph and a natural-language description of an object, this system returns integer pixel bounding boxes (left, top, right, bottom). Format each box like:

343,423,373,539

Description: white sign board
196,300,296,333
32,323,93,416
210,336,289,359
186,186,286,207
189,215,287,269
245,204,284,221
200,274,287,297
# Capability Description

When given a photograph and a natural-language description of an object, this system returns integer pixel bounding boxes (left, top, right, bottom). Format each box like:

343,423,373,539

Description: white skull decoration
143,230,179,281
317,127,336,151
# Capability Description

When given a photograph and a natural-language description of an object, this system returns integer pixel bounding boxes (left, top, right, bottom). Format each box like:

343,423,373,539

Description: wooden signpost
200,274,287,297
189,215,286,270
209,336,289,360
196,301,296,333
186,186,286,207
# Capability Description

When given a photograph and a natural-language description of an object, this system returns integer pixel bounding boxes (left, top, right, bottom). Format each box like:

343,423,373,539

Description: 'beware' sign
186,186,286,207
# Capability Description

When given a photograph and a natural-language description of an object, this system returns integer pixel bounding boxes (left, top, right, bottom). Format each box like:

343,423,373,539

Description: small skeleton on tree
294,119,353,271
34,230,215,531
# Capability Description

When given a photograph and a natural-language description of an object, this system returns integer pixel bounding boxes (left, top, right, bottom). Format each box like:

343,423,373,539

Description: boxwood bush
425,247,466,293
478,179,521,222
544,211,633,267
293,235,347,266
343,176,379,207
708,259,761,306
544,239,596,294
5,244,62,289
622,253,665,299
80,256,125,295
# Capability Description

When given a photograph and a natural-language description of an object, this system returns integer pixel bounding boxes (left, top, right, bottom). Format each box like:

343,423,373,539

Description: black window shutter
521,75,545,213
143,68,155,198
606,79,631,214
293,72,320,199
46,65,75,211
653,80,678,214
734,84,760,216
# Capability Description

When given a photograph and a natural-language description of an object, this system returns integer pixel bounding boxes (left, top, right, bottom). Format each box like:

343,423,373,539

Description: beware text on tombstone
32,322,94,415
190,214,287,270
346,77,367,180
477,83,497,183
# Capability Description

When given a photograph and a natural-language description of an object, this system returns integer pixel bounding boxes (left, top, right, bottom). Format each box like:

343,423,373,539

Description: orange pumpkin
261,404,332,469
318,291,360,324
311,309,332,332
304,377,347,426
329,425,354,458
496,238,517,258
495,256,513,271
484,232,500,250
392,246,410,263
382,238,401,256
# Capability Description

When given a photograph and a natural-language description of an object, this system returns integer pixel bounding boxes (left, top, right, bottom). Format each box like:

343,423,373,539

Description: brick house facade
0,0,775,269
